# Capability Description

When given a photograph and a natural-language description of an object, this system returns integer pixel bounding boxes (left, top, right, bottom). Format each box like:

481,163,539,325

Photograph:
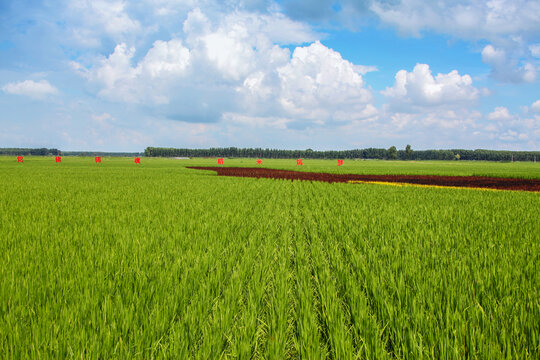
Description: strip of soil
188,166,540,192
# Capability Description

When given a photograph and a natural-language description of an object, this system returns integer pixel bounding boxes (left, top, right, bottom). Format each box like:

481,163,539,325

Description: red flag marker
218,158,224,165
134,157,141,164
256,158,262,165
337,159,343,166
55,156,61,163
297,159,303,165
17,156,23,163
95,156,101,163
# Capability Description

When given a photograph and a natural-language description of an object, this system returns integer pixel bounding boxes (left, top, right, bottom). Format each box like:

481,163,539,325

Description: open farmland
1,156,539,358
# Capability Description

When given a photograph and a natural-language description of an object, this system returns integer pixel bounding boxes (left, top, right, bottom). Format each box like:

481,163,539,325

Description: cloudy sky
1,0,539,151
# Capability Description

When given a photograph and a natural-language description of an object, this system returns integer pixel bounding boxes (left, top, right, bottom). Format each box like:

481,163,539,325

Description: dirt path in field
188,166,540,192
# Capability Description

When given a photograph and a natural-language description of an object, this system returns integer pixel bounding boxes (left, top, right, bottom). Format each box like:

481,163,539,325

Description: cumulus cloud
276,41,374,122
66,0,140,43
370,0,540,84
531,100,540,112
54,0,146,50
480,105,540,146
530,44,540,58
80,39,190,104
378,64,487,134
2,80,58,99
482,44,537,83
382,63,482,108
75,9,375,128
298,0,538,85
488,106,513,121
369,0,540,41
386,108,481,131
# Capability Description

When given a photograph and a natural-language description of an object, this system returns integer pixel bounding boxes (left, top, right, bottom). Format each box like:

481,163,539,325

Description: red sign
218,158,224,165
55,156,61,163
134,157,141,164
337,159,343,166
17,156,23,163
297,159,303,165
256,158,262,165
95,156,101,163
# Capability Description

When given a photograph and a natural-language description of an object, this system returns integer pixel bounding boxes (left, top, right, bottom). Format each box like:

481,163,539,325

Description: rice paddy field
1,156,539,359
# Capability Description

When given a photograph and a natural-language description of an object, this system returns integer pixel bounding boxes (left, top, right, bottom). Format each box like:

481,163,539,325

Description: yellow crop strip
347,180,502,192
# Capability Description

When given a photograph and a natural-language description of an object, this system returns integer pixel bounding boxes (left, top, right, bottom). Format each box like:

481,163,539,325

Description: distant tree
405,144,412,160
387,146,398,160
139,146,540,161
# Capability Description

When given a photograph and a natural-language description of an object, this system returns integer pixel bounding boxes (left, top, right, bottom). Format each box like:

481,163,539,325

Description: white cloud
182,7,211,36
488,106,512,121
530,44,540,58
382,63,481,108
139,39,191,78
482,44,537,83
378,63,487,134
276,41,374,122
369,1,540,84
189,10,316,81
2,80,58,99
82,39,190,104
67,0,140,41
370,0,540,41
479,105,540,146
531,100,540,112
76,9,375,129
200,26,260,81
384,107,481,131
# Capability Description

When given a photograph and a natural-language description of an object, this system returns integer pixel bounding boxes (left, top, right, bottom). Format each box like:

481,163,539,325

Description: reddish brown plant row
188,166,540,192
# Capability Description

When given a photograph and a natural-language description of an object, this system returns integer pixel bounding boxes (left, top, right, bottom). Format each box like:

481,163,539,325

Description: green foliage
144,146,540,161
405,144,412,160
1,156,539,358
387,146,398,160
0,147,60,156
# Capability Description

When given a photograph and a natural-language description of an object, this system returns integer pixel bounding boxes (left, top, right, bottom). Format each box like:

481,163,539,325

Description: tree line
145,146,540,162
60,151,143,157
0,148,61,156
0,148,142,157
2,146,538,161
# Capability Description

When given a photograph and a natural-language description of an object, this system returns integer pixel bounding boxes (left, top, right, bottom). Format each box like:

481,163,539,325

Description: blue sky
1,0,539,151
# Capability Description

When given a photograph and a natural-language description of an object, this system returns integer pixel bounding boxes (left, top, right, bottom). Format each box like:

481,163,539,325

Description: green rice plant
0,156,538,359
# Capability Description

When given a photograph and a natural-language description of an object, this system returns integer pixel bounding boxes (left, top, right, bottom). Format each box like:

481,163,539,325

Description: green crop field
1,156,539,359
